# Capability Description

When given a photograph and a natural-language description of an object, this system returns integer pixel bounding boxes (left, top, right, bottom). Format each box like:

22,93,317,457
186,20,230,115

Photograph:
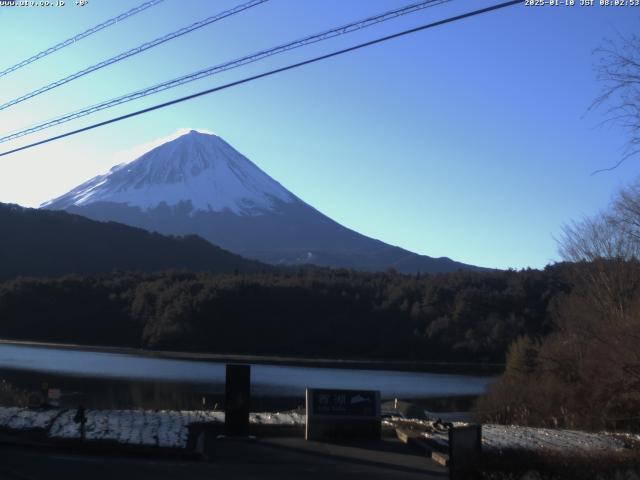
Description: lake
0,343,495,411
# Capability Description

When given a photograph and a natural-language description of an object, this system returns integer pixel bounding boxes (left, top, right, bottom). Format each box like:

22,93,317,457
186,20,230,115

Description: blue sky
0,0,638,269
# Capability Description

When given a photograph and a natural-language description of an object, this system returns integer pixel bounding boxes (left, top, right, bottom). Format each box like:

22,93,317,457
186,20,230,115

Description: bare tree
613,180,640,241
476,184,640,429
557,183,640,425
559,182,640,319
560,180,640,262
559,213,638,262
591,32,640,174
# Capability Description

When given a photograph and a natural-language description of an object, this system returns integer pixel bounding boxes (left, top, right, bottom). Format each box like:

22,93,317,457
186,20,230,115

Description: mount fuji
43,130,480,273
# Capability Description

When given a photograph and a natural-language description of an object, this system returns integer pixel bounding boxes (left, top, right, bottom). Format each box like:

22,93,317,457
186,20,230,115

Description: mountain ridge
0,202,268,280
44,129,486,274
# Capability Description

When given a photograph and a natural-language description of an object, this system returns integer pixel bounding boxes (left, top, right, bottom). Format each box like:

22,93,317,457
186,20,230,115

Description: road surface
0,436,447,479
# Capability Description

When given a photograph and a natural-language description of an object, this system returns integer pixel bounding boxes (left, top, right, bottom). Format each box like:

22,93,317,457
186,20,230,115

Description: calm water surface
0,344,492,399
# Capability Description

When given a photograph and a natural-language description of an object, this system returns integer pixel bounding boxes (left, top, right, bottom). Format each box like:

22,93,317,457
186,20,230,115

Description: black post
224,364,250,436
74,405,87,442
40,382,48,407
449,424,482,480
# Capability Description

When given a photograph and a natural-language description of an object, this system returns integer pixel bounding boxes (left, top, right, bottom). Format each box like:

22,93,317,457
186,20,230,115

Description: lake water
0,343,495,411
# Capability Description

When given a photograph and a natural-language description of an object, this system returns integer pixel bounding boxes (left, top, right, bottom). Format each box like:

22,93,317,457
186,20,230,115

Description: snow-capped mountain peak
41,129,482,274
42,129,295,215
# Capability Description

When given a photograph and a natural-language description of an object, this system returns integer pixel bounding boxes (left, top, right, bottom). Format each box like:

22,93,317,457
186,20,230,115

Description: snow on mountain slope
42,129,484,273
43,130,295,215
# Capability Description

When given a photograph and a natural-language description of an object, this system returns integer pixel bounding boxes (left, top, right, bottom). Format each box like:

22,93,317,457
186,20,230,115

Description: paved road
0,437,447,480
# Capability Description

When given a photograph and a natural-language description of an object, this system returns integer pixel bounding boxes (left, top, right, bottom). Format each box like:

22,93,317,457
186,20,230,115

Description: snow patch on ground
48,410,79,438
47,409,224,448
0,407,304,449
250,411,304,426
0,407,60,430
0,407,631,455
481,425,627,452
419,423,628,453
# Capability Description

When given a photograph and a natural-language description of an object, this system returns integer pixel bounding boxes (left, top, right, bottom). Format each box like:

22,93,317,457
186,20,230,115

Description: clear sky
0,0,638,270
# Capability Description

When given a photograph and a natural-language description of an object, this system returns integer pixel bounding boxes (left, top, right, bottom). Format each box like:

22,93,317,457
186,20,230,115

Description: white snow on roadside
481,425,627,452
0,406,631,454
41,408,303,449
48,410,79,438
250,411,304,426
420,423,628,453
0,407,60,430
0,407,21,427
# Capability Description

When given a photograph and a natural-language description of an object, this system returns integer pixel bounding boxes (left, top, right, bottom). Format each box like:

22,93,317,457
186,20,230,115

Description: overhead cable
0,0,450,144
0,0,269,111
0,0,166,79
0,0,523,158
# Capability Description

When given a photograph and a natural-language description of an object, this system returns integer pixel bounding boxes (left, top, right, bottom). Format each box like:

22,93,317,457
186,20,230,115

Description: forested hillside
0,203,267,279
0,266,572,362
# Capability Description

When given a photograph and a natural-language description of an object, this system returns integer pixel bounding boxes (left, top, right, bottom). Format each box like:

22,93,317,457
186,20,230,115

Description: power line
0,0,166,79
0,0,268,112
0,0,522,159
0,0,450,144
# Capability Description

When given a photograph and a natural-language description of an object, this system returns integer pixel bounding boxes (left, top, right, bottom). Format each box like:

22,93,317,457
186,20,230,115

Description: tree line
0,265,572,363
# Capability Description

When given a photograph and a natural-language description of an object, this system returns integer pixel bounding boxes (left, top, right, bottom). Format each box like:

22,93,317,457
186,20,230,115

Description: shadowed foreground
0,437,447,480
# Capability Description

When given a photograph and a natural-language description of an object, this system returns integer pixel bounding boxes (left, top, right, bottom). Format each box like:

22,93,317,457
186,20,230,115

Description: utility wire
0,0,522,159
0,0,450,144
0,0,166,79
0,0,268,112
